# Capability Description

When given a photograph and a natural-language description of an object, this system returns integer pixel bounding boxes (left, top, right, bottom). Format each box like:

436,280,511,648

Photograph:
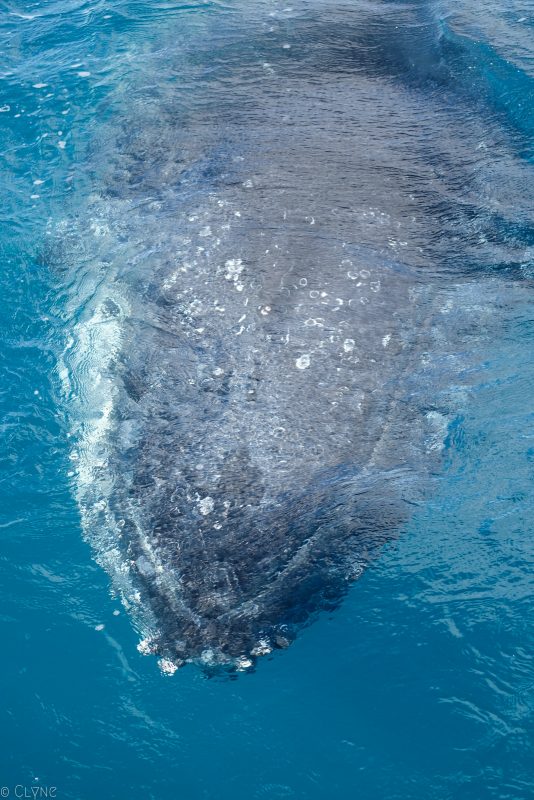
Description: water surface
0,0,533,797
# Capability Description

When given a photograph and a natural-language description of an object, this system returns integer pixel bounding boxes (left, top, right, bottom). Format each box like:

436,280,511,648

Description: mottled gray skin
93,150,447,669
57,1,520,671
107,209,434,668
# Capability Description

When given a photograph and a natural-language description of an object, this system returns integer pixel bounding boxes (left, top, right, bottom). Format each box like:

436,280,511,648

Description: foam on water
55,210,166,646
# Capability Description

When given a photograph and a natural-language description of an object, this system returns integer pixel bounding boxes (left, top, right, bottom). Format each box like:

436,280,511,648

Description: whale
51,0,529,673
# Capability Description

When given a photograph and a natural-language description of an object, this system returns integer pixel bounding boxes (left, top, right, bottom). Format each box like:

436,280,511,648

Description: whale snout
132,467,411,673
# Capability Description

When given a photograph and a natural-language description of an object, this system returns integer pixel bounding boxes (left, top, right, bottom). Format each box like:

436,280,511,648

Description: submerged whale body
54,1,532,672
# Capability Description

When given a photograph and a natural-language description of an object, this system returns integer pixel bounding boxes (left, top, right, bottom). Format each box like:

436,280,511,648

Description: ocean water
1,1,534,798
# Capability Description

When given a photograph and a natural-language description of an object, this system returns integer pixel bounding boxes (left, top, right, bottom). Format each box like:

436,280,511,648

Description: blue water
1,1,534,798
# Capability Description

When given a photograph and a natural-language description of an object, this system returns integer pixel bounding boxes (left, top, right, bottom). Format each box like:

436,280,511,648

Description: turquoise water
1,1,534,798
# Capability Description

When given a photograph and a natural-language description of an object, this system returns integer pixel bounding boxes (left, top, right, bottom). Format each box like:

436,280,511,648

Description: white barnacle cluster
198,495,214,516
224,258,244,291
137,637,157,656
158,658,179,676
295,353,311,370
251,638,272,657
235,656,253,671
